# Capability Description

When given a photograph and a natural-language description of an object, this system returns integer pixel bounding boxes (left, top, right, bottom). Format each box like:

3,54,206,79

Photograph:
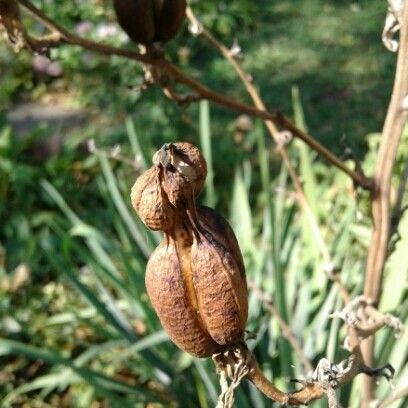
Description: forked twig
186,7,346,301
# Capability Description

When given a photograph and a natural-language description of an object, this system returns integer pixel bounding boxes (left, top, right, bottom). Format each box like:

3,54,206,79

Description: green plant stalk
199,100,216,207
256,121,293,377
125,116,148,168
98,153,152,257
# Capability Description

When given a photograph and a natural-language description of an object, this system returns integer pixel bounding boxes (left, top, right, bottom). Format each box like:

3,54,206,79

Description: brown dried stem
214,324,394,408
7,0,372,190
212,294,399,407
245,298,397,406
362,2,408,405
391,158,408,230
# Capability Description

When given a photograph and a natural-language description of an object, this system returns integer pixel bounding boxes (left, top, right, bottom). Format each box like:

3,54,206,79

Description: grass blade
199,100,216,207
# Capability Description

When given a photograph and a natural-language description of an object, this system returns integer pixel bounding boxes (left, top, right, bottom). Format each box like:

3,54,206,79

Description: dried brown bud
113,0,186,46
132,142,247,357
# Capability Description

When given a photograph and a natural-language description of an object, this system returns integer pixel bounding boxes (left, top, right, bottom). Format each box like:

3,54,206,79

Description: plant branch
246,298,398,406
186,6,341,288
8,0,373,190
364,0,408,305
212,295,399,407
362,2,408,405
213,332,393,407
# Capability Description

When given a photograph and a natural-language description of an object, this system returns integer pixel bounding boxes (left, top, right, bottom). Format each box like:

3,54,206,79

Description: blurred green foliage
0,0,407,407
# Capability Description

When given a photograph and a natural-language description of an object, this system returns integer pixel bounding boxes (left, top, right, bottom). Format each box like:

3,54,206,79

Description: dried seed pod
145,206,247,356
145,236,220,357
153,0,187,43
133,142,248,358
191,207,248,345
197,206,246,281
113,0,186,46
130,166,174,231
131,142,206,232
113,0,155,46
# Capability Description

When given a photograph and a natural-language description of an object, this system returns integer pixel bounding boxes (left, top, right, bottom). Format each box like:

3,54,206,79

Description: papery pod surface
145,237,220,357
130,166,174,231
190,207,248,345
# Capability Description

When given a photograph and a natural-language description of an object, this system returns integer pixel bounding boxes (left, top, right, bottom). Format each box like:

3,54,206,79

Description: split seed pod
132,142,248,357
113,0,186,46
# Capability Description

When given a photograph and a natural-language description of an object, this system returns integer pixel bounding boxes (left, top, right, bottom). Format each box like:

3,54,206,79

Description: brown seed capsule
133,142,248,358
113,0,154,46
113,0,186,46
145,206,247,357
153,0,187,43
153,142,207,197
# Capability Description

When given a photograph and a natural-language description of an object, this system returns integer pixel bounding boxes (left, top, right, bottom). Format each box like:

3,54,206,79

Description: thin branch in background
8,0,373,190
248,281,314,374
186,6,353,308
362,2,408,405
242,294,399,406
186,7,347,284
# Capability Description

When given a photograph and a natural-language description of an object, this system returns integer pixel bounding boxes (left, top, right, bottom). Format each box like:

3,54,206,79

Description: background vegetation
0,0,407,407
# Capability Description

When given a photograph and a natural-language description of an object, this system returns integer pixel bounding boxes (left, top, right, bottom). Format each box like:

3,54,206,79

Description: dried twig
186,7,345,300
364,0,408,305
246,297,398,406
362,3,408,404
1,0,373,190
210,292,400,407
330,297,403,350
214,337,393,407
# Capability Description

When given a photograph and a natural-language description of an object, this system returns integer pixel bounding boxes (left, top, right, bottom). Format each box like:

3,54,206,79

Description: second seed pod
113,0,186,46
